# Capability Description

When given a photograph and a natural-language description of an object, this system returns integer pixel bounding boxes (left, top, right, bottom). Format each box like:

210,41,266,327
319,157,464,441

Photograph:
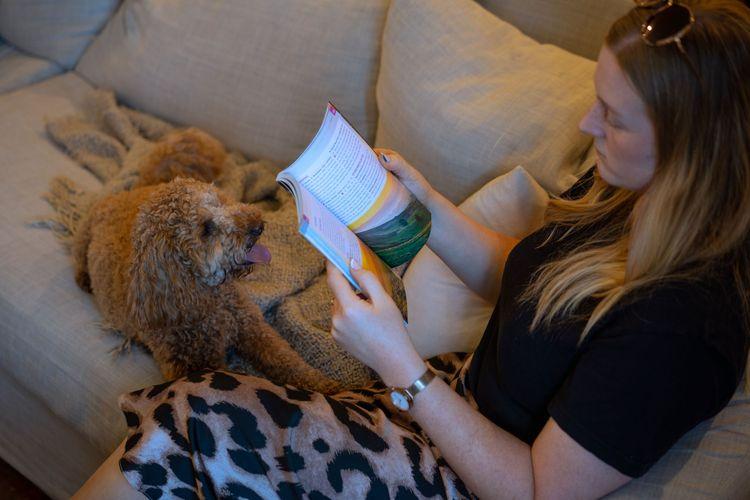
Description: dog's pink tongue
246,243,271,264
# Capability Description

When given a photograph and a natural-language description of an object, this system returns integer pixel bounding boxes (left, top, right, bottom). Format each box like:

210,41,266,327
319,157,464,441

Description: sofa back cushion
76,0,388,167
376,0,597,203
0,41,63,93
477,0,633,61
0,0,120,69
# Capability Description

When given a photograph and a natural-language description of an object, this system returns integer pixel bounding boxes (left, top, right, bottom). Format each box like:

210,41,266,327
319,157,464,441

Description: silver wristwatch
389,368,436,411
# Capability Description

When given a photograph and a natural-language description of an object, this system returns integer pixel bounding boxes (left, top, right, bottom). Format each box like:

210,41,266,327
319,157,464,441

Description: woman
75,1,750,498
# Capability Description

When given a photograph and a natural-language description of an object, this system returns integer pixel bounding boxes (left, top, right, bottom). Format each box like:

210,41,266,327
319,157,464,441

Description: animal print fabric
119,352,478,499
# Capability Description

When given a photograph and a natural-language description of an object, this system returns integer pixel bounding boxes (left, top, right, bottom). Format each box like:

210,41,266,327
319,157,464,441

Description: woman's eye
603,107,622,129
604,113,620,129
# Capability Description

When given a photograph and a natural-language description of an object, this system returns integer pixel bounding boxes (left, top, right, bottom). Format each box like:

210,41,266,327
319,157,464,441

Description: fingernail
350,258,361,270
381,153,389,163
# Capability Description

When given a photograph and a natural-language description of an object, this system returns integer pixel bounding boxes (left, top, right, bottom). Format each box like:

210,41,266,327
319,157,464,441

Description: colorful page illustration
296,188,408,320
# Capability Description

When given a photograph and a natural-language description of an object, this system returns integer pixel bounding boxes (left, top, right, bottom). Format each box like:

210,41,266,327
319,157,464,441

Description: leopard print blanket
119,353,477,499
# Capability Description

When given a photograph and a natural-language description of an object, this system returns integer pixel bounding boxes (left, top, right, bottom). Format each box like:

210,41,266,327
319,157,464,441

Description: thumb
349,259,388,303
375,149,400,174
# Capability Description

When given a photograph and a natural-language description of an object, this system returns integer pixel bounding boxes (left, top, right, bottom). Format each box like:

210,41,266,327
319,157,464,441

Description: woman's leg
73,439,143,500
72,356,474,500
112,369,474,498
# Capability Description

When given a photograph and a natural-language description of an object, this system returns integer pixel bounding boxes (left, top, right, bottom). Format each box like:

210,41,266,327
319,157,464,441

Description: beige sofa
1,0,748,498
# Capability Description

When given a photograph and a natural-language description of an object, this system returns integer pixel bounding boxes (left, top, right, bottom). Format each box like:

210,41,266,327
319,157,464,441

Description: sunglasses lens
643,4,692,44
634,0,664,7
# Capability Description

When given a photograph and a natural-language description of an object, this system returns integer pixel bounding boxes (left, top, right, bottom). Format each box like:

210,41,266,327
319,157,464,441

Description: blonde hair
523,0,750,386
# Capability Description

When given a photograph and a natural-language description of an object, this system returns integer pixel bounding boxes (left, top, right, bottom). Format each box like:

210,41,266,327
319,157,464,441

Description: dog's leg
145,327,229,380
235,300,342,394
71,210,94,293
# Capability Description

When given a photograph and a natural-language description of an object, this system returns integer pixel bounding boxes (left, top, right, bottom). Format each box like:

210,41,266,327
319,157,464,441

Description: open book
276,102,432,321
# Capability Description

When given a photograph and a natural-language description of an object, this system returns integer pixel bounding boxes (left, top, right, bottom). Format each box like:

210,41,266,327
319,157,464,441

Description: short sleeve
547,329,734,478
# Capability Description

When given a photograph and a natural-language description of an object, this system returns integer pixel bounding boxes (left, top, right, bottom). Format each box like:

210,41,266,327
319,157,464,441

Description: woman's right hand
374,148,435,206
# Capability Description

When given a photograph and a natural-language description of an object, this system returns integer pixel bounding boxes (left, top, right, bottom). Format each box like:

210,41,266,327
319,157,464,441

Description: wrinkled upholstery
0,0,119,69
0,41,61,93
76,0,390,168
477,0,632,60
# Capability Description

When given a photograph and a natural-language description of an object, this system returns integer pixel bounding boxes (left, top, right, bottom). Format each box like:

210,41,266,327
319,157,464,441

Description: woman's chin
596,157,617,186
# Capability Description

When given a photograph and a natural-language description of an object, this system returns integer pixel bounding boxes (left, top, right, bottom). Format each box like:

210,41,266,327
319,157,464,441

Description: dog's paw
160,362,188,381
311,377,344,395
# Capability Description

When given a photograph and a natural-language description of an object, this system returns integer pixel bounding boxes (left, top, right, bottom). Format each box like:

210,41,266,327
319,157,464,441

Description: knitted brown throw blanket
36,89,374,388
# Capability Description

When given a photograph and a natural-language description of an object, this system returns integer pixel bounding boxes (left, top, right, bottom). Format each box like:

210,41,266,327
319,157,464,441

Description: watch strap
389,367,437,411
406,369,436,400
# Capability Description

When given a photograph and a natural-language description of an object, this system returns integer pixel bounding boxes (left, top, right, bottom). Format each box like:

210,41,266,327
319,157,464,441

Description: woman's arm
408,373,632,499
326,263,632,499
374,149,518,303
424,186,518,303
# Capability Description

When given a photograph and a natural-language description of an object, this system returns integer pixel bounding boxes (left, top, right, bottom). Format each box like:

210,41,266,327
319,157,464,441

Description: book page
283,103,412,230
280,103,431,267
297,188,408,320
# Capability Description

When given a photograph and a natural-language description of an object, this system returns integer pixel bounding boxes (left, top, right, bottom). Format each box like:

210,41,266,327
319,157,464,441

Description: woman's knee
73,439,143,500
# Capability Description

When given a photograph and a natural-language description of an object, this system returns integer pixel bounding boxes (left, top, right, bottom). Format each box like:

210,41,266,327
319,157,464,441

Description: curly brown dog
72,132,339,392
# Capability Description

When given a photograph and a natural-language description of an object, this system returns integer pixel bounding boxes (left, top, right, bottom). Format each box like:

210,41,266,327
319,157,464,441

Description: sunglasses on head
633,0,701,80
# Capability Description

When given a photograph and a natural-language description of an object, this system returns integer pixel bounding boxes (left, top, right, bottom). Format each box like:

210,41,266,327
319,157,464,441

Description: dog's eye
202,219,217,238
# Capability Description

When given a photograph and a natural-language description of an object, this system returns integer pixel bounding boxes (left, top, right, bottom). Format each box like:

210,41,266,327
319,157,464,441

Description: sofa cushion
608,384,750,498
0,73,164,461
404,166,549,359
477,0,632,61
375,0,597,203
76,0,389,170
0,40,62,93
0,369,108,498
0,0,120,69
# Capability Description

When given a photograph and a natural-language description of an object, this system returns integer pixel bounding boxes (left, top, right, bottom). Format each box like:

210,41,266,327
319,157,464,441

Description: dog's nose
248,223,264,238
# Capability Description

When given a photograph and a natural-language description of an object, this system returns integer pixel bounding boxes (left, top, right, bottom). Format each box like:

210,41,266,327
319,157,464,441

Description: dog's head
133,177,270,289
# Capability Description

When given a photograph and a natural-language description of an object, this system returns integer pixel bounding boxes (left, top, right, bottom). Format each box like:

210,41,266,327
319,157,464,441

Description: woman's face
579,45,657,191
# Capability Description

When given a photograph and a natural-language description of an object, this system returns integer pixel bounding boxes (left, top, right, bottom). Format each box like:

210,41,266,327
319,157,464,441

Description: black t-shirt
465,171,749,478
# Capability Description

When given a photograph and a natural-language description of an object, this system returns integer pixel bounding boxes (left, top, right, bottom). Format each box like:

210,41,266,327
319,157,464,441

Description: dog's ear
126,209,186,329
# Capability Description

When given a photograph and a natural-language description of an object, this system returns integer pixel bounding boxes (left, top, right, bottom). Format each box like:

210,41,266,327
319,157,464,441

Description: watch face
390,390,410,411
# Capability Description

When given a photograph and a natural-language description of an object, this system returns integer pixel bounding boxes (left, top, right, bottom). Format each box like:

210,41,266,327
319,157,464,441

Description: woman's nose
579,102,604,138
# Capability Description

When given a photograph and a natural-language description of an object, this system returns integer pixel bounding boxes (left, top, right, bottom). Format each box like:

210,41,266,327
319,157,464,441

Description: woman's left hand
326,261,426,387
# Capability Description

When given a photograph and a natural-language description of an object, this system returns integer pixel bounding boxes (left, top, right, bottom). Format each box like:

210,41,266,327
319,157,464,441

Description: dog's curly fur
136,127,227,187
72,130,340,392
